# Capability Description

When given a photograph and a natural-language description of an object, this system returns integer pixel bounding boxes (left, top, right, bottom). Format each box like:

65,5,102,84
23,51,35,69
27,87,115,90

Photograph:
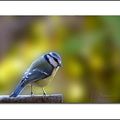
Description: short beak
59,63,62,67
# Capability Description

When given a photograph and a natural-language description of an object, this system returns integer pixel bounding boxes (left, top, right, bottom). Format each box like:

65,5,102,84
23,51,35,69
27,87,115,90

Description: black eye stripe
44,54,54,68
48,54,59,64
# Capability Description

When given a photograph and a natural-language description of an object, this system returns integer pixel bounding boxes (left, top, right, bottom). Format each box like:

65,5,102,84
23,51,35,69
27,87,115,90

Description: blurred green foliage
0,16,120,103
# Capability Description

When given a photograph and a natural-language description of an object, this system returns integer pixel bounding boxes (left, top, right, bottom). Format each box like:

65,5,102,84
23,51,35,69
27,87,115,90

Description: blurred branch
0,94,63,103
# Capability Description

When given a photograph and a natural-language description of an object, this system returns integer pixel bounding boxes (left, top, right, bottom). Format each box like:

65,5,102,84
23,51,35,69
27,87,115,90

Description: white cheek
50,58,58,67
47,55,58,67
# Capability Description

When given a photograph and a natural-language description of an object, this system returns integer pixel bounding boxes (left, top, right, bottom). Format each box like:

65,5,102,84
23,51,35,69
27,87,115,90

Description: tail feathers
10,82,25,97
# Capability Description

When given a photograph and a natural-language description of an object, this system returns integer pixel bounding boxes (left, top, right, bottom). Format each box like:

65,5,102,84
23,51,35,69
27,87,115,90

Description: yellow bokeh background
0,16,120,103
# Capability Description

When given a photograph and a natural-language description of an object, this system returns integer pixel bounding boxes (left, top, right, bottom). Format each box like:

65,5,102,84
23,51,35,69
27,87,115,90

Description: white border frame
0,1,120,119
0,1,119,15
0,104,120,119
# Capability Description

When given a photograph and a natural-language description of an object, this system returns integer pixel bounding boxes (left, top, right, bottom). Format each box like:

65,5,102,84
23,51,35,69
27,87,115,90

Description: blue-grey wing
21,68,50,87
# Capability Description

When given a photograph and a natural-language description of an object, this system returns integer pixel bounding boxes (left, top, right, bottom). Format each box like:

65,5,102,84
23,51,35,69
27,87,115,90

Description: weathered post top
0,94,63,103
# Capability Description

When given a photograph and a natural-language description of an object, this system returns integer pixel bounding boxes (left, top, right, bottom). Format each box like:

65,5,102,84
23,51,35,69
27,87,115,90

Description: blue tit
10,52,62,97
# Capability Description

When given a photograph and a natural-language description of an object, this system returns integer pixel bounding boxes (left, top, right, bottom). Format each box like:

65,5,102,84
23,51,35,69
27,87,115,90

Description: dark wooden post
0,94,63,103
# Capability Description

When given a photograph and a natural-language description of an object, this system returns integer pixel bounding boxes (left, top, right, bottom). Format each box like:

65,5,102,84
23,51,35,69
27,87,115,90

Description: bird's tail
10,80,25,97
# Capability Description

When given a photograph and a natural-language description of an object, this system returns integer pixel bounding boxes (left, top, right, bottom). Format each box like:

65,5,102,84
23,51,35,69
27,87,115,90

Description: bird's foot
31,92,34,97
43,92,47,96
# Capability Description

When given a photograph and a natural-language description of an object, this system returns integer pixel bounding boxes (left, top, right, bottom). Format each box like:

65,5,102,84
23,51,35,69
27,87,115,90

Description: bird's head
45,52,62,68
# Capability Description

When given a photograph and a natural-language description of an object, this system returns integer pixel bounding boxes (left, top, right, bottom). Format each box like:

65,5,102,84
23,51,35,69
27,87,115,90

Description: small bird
10,52,62,97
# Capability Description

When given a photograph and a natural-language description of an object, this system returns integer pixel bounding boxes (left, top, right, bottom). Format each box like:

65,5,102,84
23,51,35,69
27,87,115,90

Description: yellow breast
33,67,59,87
